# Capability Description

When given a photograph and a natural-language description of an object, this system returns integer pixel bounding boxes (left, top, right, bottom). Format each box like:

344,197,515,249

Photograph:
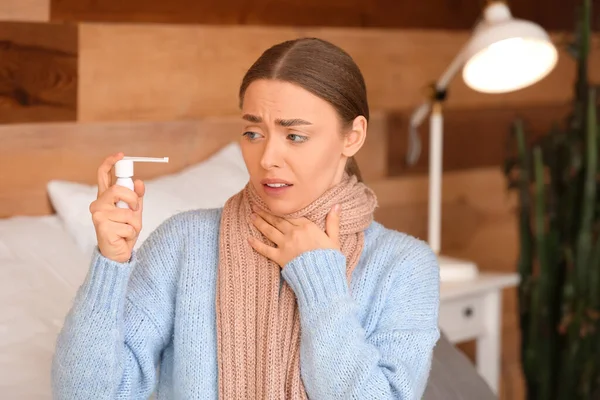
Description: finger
105,220,138,243
133,179,145,215
135,195,144,216
248,237,280,265
97,152,124,196
134,179,145,198
102,185,140,211
326,204,341,247
252,213,284,245
115,222,138,242
253,208,294,232
105,208,142,234
286,216,309,226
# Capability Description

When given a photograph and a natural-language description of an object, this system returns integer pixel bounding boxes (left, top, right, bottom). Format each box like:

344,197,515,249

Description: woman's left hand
249,204,341,268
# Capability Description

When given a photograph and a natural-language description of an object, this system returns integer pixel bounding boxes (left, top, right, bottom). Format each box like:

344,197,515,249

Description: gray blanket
423,333,497,400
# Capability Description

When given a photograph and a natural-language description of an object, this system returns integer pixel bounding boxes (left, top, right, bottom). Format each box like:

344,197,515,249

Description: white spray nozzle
123,156,169,163
115,156,169,178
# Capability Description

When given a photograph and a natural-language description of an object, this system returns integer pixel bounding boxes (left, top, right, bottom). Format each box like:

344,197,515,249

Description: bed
0,117,496,399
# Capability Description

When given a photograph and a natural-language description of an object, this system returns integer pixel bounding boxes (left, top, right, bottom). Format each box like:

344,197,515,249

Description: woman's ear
342,115,367,158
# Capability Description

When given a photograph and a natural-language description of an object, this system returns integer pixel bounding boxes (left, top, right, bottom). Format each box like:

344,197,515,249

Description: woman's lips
262,182,293,196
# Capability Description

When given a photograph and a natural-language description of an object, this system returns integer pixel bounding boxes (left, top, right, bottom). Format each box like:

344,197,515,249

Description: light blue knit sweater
51,208,440,399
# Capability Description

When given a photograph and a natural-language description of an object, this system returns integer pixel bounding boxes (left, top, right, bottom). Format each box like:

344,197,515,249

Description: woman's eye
242,131,261,140
287,134,308,143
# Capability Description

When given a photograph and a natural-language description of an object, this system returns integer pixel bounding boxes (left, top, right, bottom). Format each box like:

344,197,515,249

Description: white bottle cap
115,160,134,178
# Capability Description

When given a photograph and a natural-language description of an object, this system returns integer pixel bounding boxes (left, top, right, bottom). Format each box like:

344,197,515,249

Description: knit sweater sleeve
281,237,440,400
51,212,188,400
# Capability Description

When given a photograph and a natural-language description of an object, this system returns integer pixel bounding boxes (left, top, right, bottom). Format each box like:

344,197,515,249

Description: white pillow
0,215,88,399
48,141,249,257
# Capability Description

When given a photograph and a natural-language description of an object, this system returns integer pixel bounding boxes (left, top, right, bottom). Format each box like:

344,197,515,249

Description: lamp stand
428,101,443,255
428,99,479,281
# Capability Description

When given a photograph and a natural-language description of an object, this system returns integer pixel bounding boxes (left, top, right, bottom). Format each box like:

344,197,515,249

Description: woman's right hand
89,153,146,263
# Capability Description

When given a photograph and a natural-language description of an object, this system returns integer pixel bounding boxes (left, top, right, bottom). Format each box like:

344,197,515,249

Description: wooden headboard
0,118,243,217
0,113,389,218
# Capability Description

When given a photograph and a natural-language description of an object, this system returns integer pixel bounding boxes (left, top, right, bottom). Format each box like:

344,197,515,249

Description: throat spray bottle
114,156,169,209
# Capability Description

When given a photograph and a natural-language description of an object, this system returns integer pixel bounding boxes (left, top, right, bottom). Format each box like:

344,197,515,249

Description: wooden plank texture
0,119,241,217
0,21,77,123
77,23,600,122
370,167,519,272
386,102,572,175
50,0,596,32
0,0,49,22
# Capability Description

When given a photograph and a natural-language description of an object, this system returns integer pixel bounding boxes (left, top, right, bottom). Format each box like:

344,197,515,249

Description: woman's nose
260,138,285,170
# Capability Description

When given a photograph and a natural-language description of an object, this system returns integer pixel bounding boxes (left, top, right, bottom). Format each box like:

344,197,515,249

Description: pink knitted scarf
216,174,377,399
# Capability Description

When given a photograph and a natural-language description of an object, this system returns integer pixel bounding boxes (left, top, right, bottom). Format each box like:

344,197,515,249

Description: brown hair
238,37,368,182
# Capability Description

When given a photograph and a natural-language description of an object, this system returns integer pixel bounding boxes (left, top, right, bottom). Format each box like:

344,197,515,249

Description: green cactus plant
503,0,600,398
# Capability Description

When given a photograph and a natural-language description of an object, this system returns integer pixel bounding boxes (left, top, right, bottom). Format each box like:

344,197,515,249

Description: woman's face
240,79,365,215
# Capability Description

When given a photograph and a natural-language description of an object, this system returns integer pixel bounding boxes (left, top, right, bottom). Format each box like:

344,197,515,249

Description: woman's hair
239,37,368,182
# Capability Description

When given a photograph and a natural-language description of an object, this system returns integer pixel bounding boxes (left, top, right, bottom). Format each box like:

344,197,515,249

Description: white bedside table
439,272,520,395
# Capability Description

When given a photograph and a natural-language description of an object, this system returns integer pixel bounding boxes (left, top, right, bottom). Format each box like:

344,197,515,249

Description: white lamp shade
461,3,558,93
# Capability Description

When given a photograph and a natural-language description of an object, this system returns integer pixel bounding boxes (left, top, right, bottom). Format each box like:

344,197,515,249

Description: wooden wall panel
0,22,77,123
0,119,240,217
0,0,49,22
77,24,293,121
2,21,597,131
77,23,600,122
357,111,389,179
370,167,519,272
386,103,572,175
49,0,595,32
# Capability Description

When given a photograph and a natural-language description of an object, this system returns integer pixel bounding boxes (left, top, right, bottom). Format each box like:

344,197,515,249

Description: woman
52,37,440,399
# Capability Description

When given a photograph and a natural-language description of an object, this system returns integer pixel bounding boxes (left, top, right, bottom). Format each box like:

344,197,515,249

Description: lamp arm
405,9,486,164
436,47,469,91
406,46,468,166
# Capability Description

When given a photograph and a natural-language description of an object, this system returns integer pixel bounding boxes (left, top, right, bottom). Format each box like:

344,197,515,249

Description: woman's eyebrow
242,114,313,127
275,118,312,127
242,114,262,123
